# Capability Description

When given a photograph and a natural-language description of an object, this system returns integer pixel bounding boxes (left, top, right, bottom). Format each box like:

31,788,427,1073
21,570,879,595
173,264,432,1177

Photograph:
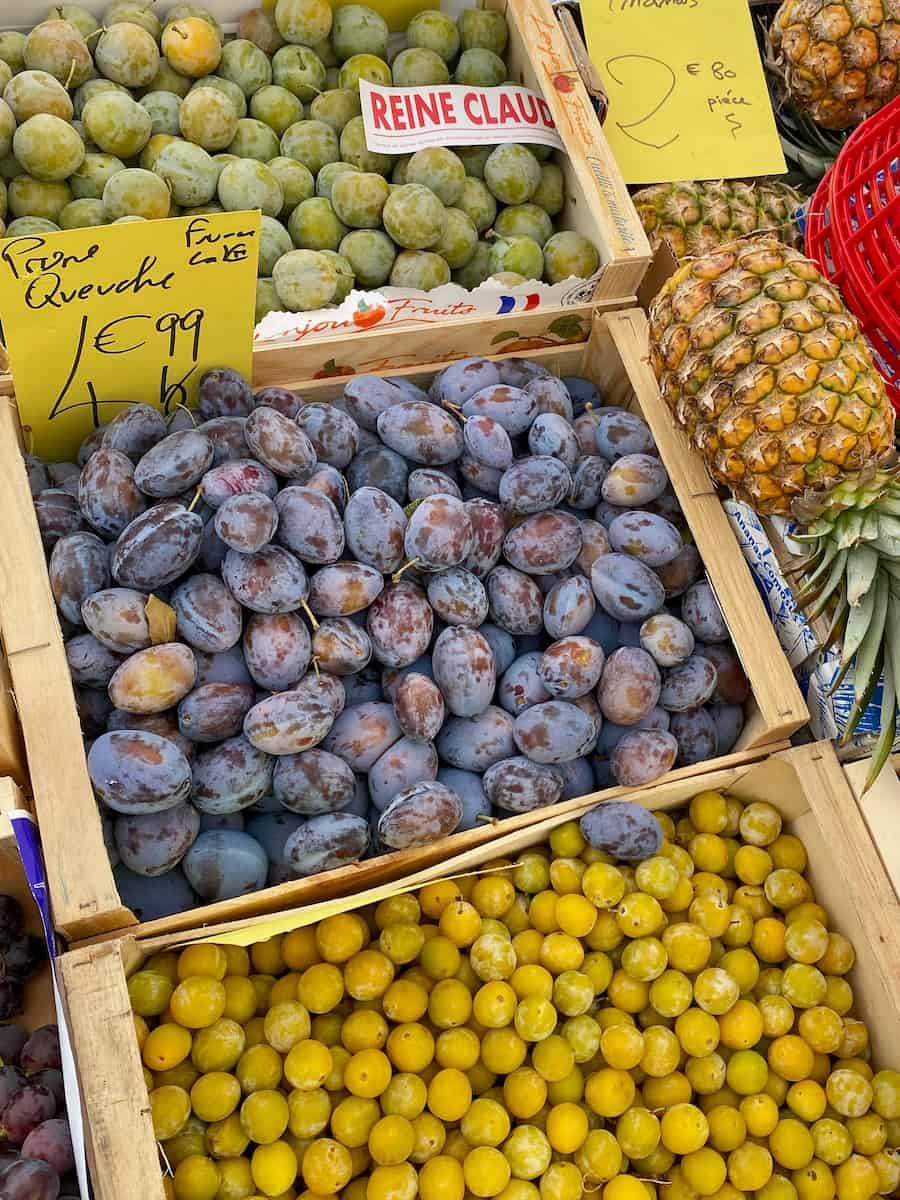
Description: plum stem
187,488,203,513
392,558,421,582
168,404,196,429
300,599,320,630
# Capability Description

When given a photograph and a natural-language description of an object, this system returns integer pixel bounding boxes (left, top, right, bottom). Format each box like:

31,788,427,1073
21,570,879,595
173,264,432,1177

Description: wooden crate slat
602,310,809,747
0,398,134,941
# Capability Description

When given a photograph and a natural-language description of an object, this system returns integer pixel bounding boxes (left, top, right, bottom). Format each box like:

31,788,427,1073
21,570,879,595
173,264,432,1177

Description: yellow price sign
0,210,261,462
582,0,786,185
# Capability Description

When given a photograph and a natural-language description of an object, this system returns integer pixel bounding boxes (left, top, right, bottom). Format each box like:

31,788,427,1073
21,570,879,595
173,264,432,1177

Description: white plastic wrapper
806,650,899,758
723,501,818,670
724,499,900,757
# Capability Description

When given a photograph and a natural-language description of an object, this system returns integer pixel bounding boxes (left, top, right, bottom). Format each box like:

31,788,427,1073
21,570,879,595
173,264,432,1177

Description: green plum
390,249,450,290
339,115,393,175
13,114,84,182
382,182,444,249
452,240,492,290
288,195,347,251
190,76,247,119
455,48,506,87
339,228,395,288
392,48,449,87
494,203,553,246
179,86,239,151
259,213,294,275
406,147,465,206
456,177,496,234
4,70,73,122
543,231,600,282
309,89,360,134
338,54,391,91
281,119,340,175
331,170,389,229
484,143,541,205
218,39,272,97
407,11,460,62
217,158,283,217
103,166,171,220
268,155,315,214
96,22,161,89
256,276,280,323
23,19,92,88
331,6,389,60
227,117,280,161
271,44,326,102
246,90,303,142
155,140,218,207
488,235,544,281
59,196,107,228
458,10,509,55
273,247,338,311
274,0,333,47
141,91,183,137
8,174,72,221
433,207,478,269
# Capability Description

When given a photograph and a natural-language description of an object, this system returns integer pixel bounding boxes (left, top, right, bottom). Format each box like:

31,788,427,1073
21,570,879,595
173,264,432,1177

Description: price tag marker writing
581,0,785,184
0,210,260,462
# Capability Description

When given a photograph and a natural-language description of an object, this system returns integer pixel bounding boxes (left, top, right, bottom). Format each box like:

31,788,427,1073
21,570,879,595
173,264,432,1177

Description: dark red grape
0,1026,27,1066
0,1157,61,1199
30,1072,64,1111
1,936,44,981
0,982,24,1022
22,1119,74,1175
20,1028,61,1075
0,899,24,944
0,1066,25,1110
1,1084,56,1143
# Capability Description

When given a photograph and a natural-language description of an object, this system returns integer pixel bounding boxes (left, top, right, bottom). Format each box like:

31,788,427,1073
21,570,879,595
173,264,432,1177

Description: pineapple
648,237,899,784
769,0,900,131
633,180,804,259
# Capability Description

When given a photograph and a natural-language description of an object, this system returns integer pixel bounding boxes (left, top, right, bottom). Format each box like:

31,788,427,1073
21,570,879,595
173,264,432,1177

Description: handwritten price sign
0,211,260,461
582,0,785,184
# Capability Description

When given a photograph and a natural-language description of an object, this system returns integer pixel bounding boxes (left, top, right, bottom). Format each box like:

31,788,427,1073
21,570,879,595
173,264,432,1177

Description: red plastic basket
804,95,900,414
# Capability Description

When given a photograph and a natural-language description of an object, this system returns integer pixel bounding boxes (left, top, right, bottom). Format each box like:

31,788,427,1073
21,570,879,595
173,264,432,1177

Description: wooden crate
58,740,900,1200
0,310,807,943
0,0,651,393
845,756,900,907
0,649,27,789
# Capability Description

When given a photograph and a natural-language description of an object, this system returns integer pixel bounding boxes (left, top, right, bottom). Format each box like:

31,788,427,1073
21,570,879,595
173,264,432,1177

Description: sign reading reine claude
0,210,260,462
360,79,566,155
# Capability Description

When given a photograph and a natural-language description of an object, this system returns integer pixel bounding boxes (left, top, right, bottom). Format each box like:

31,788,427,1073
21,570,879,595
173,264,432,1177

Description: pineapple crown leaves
790,457,900,527
793,481,900,787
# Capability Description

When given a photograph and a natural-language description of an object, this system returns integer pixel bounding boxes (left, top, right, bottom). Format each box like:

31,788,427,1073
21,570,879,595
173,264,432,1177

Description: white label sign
360,79,566,154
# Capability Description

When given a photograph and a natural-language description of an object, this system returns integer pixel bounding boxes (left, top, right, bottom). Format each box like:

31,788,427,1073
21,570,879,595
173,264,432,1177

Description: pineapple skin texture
770,0,900,130
648,238,895,516
633,180,804,259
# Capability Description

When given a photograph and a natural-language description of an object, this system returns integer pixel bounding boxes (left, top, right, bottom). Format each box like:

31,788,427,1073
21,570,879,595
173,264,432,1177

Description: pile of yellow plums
125,789,900,1200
